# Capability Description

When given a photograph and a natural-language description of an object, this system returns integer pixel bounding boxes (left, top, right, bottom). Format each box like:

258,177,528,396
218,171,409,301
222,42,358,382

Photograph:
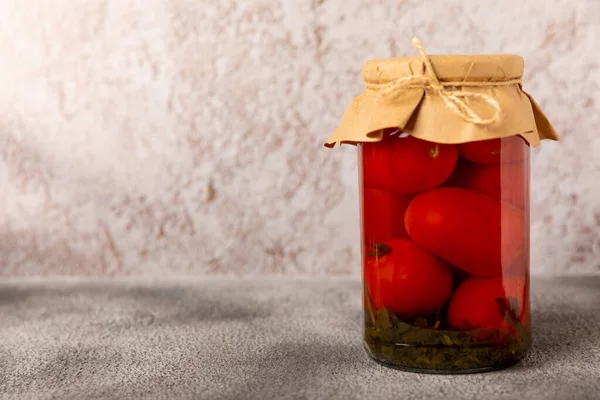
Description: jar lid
325,38,559,148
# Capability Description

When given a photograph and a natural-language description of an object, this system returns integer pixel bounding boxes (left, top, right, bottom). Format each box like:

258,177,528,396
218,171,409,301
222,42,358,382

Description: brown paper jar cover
325,53,560,148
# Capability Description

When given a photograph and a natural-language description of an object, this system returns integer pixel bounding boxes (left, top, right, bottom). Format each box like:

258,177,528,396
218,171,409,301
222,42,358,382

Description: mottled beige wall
0,0,598,276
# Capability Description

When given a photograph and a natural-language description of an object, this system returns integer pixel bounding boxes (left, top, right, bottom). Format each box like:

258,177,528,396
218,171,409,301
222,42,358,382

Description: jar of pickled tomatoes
325,38,559,373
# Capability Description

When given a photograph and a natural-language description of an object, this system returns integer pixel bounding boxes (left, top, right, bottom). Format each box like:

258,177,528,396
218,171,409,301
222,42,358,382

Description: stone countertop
0,277,599,400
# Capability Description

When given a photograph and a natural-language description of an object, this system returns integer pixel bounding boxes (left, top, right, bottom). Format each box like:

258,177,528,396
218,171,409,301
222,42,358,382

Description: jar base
363,340,527,375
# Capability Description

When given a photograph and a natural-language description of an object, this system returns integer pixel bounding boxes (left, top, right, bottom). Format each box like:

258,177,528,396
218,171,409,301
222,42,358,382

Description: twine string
365,37,521,126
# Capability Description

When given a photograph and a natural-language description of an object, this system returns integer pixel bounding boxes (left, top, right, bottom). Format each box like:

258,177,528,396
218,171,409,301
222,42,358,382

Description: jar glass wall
359,131,531,373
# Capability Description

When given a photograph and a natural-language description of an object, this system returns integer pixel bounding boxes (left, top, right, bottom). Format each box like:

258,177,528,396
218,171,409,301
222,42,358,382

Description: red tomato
448,276,529,331
404,187,526,277
445,158,528,209
458,136,527,165
505,234,530,276
364,239,453,316
362,188,412,247
362,135,458,194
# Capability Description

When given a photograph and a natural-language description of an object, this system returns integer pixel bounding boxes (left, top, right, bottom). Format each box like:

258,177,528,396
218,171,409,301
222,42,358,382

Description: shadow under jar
359,133,532,373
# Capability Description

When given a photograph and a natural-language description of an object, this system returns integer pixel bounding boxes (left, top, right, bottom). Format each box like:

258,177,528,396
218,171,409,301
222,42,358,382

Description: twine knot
365,37,522,126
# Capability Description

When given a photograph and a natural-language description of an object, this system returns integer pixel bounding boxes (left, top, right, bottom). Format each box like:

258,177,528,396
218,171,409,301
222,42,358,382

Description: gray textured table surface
0,277,599,400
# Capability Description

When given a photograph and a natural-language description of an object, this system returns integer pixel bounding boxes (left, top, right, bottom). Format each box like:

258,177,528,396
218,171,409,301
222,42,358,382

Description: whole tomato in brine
404,187,526,277
448,276,529,330
458,136,527,165
445,158,528,209
362,134,458,194
362,188,412,246
364,239,453,316
505,232,530,276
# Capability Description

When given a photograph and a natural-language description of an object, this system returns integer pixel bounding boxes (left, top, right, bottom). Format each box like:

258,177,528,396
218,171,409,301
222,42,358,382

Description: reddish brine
360,132,531,373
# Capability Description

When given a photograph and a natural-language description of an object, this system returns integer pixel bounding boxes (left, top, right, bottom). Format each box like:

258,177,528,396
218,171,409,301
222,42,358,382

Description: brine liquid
359,133,531,373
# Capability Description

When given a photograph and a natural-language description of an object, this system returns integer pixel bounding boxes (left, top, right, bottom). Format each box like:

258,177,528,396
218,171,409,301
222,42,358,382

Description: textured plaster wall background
0,0,598,276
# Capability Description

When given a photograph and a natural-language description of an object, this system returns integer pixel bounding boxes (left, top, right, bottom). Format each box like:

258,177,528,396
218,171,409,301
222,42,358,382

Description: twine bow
365,37,522,126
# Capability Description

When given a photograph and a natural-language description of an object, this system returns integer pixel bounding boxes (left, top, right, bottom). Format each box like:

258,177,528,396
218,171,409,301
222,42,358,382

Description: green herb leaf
375,308,393,330
366,243,392,258
363,281,376,326
496,297,524,335
441,335,454,346
364,305,530,372
507,296,521,315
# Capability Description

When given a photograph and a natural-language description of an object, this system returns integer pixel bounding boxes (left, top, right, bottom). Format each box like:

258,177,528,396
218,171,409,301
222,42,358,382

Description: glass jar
359,132,531,373
324,37,559,374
